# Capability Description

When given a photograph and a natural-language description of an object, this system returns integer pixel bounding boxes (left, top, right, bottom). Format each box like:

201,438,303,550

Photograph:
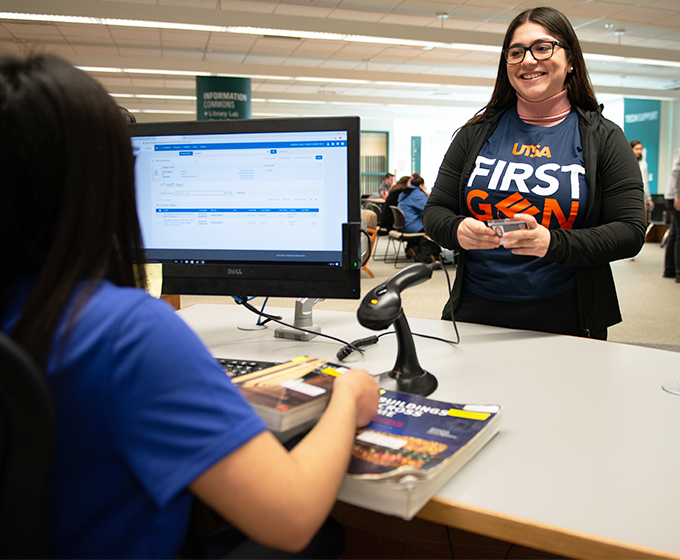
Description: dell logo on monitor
227,269,243,275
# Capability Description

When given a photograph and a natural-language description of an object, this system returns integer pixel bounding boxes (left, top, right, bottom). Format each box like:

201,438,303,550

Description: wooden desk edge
417,498,680,560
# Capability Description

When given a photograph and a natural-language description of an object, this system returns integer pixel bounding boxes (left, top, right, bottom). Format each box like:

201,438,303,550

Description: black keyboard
217,358,280,378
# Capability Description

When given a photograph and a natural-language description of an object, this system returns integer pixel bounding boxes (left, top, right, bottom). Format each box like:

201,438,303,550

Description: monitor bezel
130,116,362,300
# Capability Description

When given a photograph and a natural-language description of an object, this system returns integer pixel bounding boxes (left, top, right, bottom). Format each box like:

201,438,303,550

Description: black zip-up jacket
423,104,646,336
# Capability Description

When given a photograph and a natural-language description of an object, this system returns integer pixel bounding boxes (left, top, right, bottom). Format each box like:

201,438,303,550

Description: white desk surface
177,303,680,559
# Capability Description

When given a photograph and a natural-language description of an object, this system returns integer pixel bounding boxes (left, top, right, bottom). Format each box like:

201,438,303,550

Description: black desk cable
234,297,366,356
235,258,460,364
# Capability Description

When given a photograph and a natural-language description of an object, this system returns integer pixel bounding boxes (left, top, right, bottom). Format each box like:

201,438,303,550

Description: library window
361,131,389,195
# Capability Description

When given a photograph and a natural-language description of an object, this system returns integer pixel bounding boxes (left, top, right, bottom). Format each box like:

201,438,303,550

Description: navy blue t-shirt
464,107,589,301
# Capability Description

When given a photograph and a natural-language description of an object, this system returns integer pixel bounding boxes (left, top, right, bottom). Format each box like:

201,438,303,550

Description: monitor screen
130,116,361,299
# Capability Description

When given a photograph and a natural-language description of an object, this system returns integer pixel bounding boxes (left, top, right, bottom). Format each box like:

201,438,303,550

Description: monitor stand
275,298,325,341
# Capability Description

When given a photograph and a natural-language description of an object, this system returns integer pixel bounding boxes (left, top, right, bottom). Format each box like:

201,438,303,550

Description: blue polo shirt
2,279,267,559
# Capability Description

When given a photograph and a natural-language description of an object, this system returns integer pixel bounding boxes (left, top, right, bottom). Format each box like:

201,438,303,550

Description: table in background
362,197,385,206
177,303,680,560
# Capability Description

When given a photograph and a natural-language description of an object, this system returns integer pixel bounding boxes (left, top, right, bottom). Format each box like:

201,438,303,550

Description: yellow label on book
320,367,344,377
447,409,490,421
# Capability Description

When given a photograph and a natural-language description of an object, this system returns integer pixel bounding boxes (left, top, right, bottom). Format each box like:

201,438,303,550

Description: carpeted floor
180,240,680,352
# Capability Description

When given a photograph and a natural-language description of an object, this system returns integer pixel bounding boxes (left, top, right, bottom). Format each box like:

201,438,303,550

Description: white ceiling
2,0,680,121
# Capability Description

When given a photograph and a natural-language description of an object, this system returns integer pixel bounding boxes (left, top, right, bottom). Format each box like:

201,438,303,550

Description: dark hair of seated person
410,173,424,188
389,175,411,194
0,54,147,366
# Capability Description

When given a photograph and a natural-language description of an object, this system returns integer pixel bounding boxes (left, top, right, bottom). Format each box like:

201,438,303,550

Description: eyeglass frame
503,41,566,65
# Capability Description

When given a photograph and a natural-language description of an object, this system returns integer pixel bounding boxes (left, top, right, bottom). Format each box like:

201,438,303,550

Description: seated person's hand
500,213,551,258
457,217,499,250
335,368,380,427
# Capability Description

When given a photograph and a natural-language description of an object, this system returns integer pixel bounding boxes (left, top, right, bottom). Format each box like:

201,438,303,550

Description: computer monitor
130,116,361,303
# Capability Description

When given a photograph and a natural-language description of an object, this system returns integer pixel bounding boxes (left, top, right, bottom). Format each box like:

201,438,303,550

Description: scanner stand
378,311,437,397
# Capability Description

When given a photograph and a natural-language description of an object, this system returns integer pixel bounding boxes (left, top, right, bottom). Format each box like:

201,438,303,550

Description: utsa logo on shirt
512,143,552,158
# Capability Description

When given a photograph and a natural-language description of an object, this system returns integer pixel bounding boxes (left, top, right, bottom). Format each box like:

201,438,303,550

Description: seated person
380,175,411,230
397,174,429,252
0,54,380,559
398,173,428,233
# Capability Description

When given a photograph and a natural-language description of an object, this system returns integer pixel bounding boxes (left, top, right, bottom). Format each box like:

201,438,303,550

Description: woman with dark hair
380,174,411,229
0,54,379,559
423,7,645,339
398,173,428,235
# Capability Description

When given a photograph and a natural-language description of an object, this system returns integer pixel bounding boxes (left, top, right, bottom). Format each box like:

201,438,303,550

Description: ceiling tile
102,0,157,4
281,57,324,67
130,77,169,87
326,9,384,22
72,45,120,56
612,6,676,24
243,54,288,64
282,84,324,93
1,22,62,36
92,76,135,89
160,30,210,47
206,34,257,48
253,82,296,93
109,27,161,42
291,39,345,55
159,0,219,8
471,21,512,33
217,0,278,13
118,47,164,57
334,43,388,57
30,44,77,56
336,0,406,10
362,60,400,71
205,52,247,63
55,23,113,39
163,78,195,89
646,0,680,9
318,59,362,69
165,49,205,60
378,14,439,26
273,3,334,17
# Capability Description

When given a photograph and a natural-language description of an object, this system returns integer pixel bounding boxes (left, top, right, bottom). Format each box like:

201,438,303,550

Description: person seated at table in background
398,173,429,257
0,54,380,560
380,174,411,230
630,140,654,210
378,172,395,199
423,6,645,340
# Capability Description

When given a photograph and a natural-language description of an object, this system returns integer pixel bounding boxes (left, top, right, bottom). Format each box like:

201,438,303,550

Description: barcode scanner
356,262,439,396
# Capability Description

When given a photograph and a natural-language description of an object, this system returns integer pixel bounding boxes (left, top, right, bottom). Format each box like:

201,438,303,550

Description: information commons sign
196,76,251,120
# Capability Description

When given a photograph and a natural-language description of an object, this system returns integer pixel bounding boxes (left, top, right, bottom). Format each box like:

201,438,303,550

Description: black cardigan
423,104,646,336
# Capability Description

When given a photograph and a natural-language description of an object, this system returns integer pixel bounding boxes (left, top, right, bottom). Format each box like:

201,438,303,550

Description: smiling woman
422,6,646,341
505,22,571,103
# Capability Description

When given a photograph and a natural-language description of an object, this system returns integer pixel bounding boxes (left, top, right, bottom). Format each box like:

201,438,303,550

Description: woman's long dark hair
466,6,598,127
0,54,147,366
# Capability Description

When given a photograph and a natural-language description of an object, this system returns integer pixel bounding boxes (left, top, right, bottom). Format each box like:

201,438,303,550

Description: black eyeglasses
503,41,565,65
